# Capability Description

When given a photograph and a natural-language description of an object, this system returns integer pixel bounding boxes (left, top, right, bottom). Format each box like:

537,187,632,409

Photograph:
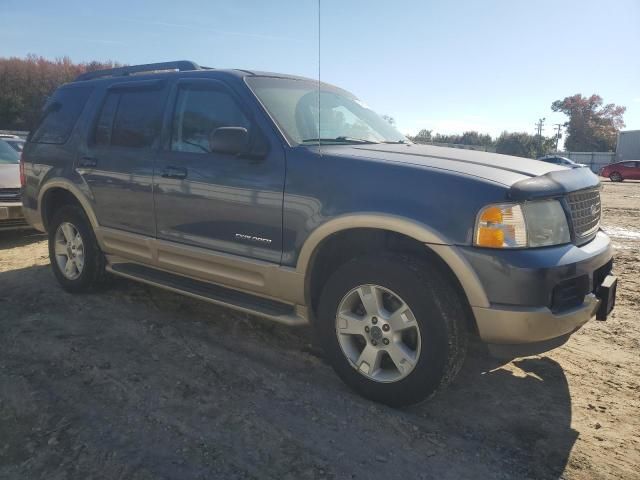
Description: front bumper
460,231,614,346
472,294,599,344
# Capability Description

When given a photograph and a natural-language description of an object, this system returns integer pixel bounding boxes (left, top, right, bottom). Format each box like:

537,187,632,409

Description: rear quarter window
29,86,93,144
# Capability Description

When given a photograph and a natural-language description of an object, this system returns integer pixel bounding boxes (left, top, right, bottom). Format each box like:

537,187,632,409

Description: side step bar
107,262,307,326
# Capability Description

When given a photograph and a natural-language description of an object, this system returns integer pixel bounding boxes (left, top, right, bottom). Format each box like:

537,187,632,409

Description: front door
153,79,285,263
79,80,168,236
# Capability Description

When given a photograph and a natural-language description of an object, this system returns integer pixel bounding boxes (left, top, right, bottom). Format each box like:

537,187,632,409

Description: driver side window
171,86,250,154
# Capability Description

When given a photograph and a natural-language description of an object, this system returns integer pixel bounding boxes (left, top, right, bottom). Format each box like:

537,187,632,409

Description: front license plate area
596,275,617,321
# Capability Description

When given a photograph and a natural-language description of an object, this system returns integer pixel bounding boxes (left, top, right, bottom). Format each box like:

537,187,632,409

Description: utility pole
553,123,563,151
535,117,546,157
535,117,546,137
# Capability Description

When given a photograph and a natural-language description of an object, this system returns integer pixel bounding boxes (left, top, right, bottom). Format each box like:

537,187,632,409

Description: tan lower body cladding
95,226,307,321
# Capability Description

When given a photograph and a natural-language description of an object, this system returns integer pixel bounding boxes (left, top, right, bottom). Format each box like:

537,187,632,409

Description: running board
107,262,307,326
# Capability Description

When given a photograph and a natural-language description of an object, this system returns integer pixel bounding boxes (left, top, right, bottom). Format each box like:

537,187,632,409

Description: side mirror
209,127,249,155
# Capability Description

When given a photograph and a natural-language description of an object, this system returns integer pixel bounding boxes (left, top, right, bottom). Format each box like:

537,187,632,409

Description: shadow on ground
0,264,577,479
0,229,45,250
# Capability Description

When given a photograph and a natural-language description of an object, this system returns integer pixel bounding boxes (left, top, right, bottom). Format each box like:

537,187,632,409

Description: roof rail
75,60,203,82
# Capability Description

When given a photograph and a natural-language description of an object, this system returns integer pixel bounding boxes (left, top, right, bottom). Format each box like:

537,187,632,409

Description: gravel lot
1,181,638,480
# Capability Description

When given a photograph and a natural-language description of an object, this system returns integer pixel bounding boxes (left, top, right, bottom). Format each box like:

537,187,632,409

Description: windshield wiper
380,140,409,144
301,136,380,144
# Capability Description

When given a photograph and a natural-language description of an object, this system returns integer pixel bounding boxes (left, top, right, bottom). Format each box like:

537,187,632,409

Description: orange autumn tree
552,94,626,152
0,55,122,131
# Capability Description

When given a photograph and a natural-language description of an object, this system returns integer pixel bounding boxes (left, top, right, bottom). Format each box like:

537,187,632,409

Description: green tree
411,129,432,144
495,131,555,158
432,131,493,147
551,94,625,152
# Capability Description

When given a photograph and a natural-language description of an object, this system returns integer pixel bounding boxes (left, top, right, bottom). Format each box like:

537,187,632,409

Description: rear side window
94,88,165,148
30,86,93,144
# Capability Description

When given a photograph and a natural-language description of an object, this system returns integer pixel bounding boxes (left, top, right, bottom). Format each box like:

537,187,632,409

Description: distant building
616,130,640,161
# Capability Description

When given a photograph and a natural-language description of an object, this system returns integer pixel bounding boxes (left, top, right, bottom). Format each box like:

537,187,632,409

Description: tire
609,172,623,182
316,254,468,407
48,204,106,293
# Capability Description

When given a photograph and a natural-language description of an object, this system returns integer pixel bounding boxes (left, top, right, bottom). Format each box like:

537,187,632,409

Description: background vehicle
0,134,26,152
600,161,640,182
20,61,616,406
537,155,587,168
0,139,27,230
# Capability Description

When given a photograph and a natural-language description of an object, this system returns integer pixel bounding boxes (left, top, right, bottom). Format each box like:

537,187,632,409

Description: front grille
0,187,21,202
566,187,601,244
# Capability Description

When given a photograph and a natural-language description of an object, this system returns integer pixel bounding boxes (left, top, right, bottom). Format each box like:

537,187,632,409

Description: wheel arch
297,214,490,326
39,180,99,232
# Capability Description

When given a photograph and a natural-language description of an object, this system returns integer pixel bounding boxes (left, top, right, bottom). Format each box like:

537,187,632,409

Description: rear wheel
48,205,106,292
609,172,623,182
317,254,468,407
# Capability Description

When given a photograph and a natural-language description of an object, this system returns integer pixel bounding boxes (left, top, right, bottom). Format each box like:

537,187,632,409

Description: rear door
153,78,285,263
78,80,168,236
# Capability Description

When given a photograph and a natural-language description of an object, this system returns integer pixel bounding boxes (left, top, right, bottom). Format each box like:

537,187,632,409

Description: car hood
0,164,20,189
323,143,599,199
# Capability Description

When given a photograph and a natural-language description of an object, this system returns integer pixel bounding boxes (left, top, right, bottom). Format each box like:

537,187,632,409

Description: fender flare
296,214,490,309
38,179,99,230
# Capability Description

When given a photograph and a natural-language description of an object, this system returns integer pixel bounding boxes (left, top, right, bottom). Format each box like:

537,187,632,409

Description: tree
432,131,493,147
0,55,122,131
411,129,432,144
495,131,555,158
551,94,625,152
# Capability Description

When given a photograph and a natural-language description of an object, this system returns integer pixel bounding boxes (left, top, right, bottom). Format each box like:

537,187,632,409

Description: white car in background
0,134,25,152
537,154,588,168
0,138,28,230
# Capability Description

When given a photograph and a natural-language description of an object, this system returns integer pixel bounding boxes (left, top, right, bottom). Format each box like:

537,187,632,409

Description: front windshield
246,76,406,145
0,141,20,164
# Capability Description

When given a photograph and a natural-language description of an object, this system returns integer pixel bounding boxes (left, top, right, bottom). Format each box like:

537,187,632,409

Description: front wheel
609,172,623,182
317,254,468,407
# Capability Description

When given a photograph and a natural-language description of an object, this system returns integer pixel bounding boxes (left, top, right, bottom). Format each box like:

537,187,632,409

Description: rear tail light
19,152,26,187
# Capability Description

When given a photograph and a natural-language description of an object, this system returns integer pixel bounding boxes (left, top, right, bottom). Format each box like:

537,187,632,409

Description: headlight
474,200,570,249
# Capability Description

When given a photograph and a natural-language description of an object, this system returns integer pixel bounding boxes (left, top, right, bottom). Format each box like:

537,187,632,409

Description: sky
1,0,639,144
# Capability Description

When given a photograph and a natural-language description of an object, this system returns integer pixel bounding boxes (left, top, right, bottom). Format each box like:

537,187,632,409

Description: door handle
161,166,188,179
78,156,97,168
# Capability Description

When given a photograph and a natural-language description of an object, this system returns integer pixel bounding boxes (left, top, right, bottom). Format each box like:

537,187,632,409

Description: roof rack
75,60,203,82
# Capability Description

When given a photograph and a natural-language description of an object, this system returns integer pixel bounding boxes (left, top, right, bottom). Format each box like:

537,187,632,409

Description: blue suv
21,61,617,406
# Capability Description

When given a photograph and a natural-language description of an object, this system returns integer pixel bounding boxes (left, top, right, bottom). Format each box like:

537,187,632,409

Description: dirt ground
1,181,639,480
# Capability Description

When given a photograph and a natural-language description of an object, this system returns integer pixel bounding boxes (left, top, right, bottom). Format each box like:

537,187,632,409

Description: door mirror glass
209,127,249,155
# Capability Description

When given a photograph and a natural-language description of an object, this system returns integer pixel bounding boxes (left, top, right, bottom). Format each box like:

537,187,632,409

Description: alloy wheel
54,222,85,280
335,284,422,383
